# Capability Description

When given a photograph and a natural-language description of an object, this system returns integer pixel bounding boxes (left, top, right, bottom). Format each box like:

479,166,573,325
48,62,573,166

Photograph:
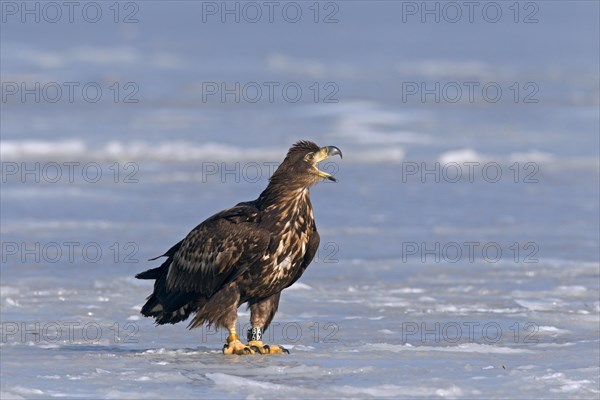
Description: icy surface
1,2,599,399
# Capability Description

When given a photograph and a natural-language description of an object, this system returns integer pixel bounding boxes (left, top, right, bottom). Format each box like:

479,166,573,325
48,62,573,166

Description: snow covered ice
1,2,599,399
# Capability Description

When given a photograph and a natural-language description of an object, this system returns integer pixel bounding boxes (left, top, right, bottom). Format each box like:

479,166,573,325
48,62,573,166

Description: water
1,1,599,398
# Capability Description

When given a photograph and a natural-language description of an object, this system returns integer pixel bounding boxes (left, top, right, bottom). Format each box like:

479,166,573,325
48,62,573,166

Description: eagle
136,141,342,355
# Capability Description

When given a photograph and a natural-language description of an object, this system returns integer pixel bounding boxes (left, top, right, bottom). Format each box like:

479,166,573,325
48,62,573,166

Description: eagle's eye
303,152,314,162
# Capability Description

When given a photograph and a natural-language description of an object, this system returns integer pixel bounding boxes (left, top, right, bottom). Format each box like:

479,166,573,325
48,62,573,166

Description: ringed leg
247,293,289,354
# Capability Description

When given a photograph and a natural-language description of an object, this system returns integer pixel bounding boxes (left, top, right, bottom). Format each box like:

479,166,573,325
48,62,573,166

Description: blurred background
1,1,599,398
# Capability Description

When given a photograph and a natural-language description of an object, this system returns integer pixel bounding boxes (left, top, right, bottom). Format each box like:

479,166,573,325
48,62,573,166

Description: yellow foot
222,334,289,355
247,340,290,355
222,339,255,355
223,333,254,355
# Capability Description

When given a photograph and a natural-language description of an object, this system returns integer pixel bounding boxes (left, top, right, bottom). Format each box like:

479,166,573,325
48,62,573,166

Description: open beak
313,146,343,182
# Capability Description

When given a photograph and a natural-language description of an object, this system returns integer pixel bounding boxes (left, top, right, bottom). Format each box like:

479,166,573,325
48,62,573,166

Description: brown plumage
136,140,342,351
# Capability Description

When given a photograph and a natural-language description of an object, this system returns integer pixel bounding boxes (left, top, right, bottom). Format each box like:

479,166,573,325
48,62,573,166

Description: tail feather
146,240,183,262
135,266,163,280
136,251,174,279
141,292,196,325
136,240,198,325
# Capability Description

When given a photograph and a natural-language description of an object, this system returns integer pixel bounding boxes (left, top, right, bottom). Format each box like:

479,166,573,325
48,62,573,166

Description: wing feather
165,202,270,296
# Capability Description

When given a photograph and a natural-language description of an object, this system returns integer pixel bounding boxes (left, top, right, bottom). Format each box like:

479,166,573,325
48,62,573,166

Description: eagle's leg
247,327,289,354
223,326,255,355
247,293,289,355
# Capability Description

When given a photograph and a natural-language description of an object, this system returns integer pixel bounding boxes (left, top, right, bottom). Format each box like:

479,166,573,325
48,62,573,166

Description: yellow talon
223,333,254,355
247,340,289,355
264,344,290,354
222,331,289,355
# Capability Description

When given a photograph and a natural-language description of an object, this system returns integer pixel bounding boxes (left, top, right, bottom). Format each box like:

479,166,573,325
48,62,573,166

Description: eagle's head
270,140,343,187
